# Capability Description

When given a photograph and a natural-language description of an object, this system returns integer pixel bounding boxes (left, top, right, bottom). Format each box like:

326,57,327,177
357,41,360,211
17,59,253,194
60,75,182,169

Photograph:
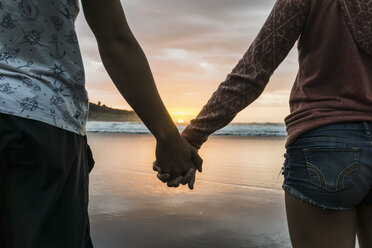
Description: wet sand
87,133,291,248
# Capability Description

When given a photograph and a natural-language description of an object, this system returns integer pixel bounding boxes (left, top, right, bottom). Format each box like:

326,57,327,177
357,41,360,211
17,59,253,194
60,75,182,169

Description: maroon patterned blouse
182,0,372,149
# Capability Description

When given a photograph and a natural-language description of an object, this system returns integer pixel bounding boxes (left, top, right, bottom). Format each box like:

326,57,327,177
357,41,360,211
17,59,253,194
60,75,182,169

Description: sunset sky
75,0,299,123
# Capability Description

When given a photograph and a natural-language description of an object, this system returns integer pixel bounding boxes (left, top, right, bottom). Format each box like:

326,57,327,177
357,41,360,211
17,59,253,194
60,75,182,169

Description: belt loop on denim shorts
363,121,372,136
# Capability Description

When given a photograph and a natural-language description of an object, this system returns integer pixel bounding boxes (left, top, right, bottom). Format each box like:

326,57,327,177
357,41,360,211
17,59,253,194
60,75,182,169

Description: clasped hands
153,134,202,189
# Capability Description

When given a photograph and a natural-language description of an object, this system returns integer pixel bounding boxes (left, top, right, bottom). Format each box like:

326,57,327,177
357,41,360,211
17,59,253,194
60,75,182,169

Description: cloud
75,0,297,122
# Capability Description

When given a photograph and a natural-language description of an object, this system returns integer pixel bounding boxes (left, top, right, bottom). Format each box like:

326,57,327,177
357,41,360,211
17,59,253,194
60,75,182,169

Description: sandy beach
86,133,292,248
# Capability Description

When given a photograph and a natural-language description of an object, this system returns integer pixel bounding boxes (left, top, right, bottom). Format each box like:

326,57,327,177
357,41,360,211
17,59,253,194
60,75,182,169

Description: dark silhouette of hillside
88,102,140,122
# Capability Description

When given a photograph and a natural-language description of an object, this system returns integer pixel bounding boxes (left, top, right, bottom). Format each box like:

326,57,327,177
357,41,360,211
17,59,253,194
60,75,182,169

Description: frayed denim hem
282,184,352,211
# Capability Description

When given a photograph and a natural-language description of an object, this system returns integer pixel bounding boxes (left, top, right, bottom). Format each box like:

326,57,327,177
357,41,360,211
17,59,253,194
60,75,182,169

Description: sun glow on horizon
169,108,198,124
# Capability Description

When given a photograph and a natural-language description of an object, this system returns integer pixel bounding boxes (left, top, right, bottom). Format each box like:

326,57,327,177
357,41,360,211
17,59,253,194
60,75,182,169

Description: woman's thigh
356,202,372,248
285,192,357,248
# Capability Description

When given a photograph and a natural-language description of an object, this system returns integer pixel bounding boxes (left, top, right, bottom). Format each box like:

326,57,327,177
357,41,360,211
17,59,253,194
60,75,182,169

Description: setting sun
169,108,199,124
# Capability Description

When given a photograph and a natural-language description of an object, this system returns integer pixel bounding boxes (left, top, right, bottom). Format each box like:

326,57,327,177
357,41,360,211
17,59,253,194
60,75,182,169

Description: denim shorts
282,121,372,210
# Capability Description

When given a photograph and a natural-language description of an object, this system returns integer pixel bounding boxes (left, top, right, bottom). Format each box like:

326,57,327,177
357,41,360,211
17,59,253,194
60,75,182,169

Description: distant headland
88,102,140,122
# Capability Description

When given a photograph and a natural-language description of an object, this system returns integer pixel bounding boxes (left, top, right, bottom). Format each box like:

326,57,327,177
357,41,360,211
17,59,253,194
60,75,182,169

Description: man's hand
153,135,202,190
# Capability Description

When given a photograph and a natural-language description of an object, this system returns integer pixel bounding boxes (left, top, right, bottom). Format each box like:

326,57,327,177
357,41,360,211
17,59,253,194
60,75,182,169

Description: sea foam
86,121,288,137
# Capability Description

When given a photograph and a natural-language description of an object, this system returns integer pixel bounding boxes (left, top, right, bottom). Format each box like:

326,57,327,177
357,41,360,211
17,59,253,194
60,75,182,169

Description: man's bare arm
82,0,177,141
81,0,202,186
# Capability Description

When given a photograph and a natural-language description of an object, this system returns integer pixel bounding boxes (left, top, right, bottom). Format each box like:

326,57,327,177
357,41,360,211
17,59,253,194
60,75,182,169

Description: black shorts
0,113,95,248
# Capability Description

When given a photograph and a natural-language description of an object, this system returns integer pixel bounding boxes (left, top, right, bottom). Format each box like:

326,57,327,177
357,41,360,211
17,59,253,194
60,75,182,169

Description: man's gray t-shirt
0,0,88,135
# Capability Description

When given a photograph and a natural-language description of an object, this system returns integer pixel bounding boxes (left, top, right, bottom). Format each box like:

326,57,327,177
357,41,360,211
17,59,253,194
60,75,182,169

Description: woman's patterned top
0,0,88,135
182,0,372,149
340,0,372,56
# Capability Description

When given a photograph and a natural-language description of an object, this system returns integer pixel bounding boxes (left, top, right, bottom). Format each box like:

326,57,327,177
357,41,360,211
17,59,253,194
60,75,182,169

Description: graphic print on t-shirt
0,0,88,135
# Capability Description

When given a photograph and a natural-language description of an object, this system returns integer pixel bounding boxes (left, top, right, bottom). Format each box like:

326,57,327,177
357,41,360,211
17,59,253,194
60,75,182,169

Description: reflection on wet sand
88,133,290,248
